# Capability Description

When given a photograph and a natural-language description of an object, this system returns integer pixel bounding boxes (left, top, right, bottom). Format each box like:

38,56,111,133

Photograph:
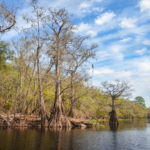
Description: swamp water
0,120,150,150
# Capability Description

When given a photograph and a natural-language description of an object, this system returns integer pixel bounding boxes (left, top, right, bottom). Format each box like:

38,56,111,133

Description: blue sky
2,0,150,106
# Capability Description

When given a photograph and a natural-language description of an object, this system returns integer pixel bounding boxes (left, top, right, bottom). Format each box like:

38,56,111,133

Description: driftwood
0,114,93,129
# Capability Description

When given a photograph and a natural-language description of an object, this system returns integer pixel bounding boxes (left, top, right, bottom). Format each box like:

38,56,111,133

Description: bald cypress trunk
69,72,76,118
49,39,71,128
37,46,46,127
36,14,46,127
109,97,119,130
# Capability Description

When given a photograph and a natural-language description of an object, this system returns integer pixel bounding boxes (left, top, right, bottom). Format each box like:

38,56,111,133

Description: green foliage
0,59,148,119
135,96,146,107
0,37,148,120
0,41,14,70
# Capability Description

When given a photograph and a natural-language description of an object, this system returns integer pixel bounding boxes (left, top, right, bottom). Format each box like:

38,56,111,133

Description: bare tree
67,35,96,117
0,3,16,33
22,4,47,127
101,80,131,128
46,9,73,128
12,38,37,114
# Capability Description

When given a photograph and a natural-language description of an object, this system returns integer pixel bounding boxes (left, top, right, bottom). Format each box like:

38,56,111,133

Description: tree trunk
49,39,71,128
109,97,119,130
37,15,46,127
37,46,46,127
112,98,115,111
69,104,76,118
69,72,76,118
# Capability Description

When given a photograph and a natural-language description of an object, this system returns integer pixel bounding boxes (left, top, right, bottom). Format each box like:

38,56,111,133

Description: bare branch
0,4,16,33
101,80,132,99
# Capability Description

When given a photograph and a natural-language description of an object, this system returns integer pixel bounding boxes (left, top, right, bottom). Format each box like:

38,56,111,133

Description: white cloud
95,12,116,25
139,0,150,12
77,0,103,14
143,40,150,45
79,2,91,9
120,37,132,42
79,0,102,9
115,71,132,78
76,23,98,37
92,7,104,12
91,67,132,81
120,18,137,28
87,30,97,37
137,59,150,72
110,44,125,60
136,48,147,55
93,68,114,76
77,23,91,32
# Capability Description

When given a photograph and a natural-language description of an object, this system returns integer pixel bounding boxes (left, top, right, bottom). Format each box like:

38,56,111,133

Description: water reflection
110,124,118,131
112,132,118,150
0,120,150,150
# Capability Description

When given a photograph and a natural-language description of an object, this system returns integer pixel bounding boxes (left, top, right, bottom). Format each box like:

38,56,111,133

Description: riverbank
0,113,148,129
0,114,94,129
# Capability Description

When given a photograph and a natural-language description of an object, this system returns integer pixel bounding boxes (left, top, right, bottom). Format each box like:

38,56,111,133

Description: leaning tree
101,80,131,128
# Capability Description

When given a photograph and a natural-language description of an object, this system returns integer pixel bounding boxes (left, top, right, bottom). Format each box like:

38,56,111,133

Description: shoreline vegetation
0,2,149,130
0,113,149,129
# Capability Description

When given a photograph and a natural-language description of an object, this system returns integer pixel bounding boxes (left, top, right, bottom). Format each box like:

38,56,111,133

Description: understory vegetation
0,58,148,120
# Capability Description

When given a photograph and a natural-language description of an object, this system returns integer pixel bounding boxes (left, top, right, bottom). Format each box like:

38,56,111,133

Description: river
0,120,150,150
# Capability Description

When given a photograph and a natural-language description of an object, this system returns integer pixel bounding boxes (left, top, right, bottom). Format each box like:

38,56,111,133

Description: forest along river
0,120,150,150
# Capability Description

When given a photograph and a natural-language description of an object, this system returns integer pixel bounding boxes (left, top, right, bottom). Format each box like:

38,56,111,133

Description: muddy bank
0,114,93,129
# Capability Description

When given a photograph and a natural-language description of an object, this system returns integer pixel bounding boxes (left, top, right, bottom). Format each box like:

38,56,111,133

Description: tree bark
69,72,76,118
109,97,119,130
37,46,46,127
36,14,45,127
49,38,71,128
112,97,115,111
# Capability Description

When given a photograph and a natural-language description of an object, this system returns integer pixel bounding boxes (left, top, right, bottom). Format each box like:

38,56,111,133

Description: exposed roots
49,101,72,128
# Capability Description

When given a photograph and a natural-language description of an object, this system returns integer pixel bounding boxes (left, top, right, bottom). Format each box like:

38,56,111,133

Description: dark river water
0,120,150,150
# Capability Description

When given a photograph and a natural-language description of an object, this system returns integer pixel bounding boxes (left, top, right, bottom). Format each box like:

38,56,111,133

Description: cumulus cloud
76,23,91,32
76,23,98,37
139,0,150,12
95,12,116,25
120,18,137,28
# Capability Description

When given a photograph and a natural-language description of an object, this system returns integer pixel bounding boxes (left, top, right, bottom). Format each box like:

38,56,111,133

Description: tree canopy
135,96,146,107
